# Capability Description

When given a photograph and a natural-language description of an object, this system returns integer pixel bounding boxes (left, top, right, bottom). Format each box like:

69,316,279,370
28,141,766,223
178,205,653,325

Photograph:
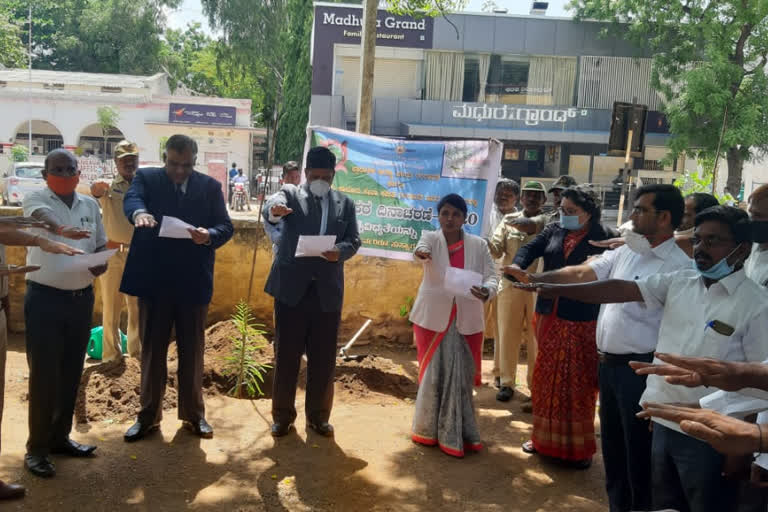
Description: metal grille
577,56,662,110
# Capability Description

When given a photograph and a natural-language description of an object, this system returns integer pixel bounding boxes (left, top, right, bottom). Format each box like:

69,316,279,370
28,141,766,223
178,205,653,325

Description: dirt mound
168,320,275,398
305,355,418,401
74,321,417,424
75,357,177,424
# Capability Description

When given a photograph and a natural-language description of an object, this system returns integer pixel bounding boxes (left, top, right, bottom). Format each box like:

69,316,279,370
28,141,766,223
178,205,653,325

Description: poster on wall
308,126,501,260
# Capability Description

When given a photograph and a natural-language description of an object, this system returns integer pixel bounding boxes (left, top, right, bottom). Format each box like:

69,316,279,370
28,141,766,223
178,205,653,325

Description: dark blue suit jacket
120,167,234,305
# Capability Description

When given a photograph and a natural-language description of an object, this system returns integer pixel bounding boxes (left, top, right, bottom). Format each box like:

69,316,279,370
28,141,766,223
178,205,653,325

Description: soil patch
168,320,275,399
74,357,176,424
74,321,419,424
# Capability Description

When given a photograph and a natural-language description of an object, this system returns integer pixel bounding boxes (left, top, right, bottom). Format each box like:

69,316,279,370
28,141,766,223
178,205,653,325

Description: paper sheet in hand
159,216,194,239
444,266,483,300
294,235,337,258
59,249,117,273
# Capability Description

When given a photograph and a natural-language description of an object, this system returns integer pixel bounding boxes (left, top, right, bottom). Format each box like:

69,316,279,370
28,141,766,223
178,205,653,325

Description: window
101,86,122,93
462,57,480,102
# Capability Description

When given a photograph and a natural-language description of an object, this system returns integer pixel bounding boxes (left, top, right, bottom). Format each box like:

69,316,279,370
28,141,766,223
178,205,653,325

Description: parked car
1,161,45,206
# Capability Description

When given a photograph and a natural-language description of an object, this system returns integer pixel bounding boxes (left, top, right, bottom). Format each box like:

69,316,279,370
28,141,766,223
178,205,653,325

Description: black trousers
598,352,653,512
137,298,208,425
272,283,340,425
652,423,739,512
25,282,94,456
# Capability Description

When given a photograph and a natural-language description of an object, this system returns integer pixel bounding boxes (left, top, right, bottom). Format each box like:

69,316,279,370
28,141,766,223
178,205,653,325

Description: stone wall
2,208,419,344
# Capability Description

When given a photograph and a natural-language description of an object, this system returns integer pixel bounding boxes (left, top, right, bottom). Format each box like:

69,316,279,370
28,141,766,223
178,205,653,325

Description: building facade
309,3,683,186
0,69,266,186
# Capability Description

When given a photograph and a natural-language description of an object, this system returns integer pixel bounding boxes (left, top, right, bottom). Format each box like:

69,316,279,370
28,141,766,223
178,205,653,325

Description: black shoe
307,421,334,437
123,421,159,443
0,480,25,500
496,386,514,402
183,418,214,439
24,455,55,478
270,422,294,437
50,438,97,457
493,376,501,389
566,458,592,470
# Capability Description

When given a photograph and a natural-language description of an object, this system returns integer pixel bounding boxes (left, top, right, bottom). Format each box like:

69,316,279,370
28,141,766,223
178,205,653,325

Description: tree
0,6,25,68
96,106,120,162
481,0,499,13
275,0,313,162
571,0,768,195
201,0,309,166
4,0,180,74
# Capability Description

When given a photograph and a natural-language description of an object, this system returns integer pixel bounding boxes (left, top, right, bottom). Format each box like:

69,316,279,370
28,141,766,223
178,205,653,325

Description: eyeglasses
691,235,736,249
631,206,659,216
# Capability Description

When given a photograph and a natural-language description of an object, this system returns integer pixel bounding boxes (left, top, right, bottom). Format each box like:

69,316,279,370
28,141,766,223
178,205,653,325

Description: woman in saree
409,194,498,457
505,185,614,469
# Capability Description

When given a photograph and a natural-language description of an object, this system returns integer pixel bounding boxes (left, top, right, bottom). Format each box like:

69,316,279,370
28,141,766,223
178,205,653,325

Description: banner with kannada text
308,127,501,260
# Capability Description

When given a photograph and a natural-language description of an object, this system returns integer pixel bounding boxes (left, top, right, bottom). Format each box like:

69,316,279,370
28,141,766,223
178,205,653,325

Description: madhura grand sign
452,103,590,126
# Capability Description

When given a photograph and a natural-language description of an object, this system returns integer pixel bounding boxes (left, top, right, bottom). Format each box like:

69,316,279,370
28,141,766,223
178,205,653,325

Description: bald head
749,184,768,221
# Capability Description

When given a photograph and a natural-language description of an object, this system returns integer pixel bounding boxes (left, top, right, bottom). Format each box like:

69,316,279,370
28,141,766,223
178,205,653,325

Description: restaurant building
309,2,682,186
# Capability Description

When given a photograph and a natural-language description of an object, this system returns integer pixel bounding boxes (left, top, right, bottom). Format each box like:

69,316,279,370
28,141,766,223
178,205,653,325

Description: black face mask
753,221,768,243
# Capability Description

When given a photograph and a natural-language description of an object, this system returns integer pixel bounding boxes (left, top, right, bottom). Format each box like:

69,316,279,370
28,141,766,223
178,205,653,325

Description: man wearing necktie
119,135,234,442
265,146,360,437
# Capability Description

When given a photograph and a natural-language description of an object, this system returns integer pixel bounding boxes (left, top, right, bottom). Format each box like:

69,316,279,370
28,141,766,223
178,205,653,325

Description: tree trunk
355,0,377,134
266,86,283,170
725,146,744,197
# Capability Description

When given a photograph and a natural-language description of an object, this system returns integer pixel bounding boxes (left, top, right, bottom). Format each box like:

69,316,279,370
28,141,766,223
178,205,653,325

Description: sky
165,0,573,35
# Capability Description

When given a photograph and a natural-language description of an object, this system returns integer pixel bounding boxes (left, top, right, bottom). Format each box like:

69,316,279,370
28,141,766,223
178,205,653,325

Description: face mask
560,214,583,231
309,179,330,197
752,221,768,244
47,174,79,196
693,245,741,280
625,230,652,255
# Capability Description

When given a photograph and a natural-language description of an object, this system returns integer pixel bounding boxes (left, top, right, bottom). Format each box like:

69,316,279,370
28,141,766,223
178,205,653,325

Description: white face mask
624,230,652,255
309,179,331,197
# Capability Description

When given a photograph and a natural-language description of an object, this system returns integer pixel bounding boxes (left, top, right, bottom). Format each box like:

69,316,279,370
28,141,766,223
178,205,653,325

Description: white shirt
588,238,690,354
267,184,329,236
24,189,107,290
700,248,768,469
637,269,768,433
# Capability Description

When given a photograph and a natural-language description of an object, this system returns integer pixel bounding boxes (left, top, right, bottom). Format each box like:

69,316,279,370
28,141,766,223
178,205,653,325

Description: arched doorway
13,120,64,156
77,123,125,160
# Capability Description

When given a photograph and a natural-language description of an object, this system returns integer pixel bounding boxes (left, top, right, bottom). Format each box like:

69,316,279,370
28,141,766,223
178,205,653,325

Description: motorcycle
232,182,250,211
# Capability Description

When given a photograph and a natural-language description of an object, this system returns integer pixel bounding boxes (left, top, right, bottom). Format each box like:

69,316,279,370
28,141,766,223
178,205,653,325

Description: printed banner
309,127,501,260
168,103,236,126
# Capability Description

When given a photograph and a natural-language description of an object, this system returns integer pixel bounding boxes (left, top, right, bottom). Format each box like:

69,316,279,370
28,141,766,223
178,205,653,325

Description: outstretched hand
630,353,749,391
637,402,763,456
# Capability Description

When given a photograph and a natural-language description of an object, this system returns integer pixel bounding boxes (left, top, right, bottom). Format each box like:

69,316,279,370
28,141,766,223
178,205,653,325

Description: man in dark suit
265,146,360,437
120,134,234,441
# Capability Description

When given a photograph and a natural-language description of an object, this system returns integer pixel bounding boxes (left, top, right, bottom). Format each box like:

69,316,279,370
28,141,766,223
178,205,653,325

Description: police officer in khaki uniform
90,140,141,361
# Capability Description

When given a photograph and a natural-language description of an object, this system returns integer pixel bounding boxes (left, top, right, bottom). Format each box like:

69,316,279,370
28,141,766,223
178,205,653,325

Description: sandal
521,440,537,454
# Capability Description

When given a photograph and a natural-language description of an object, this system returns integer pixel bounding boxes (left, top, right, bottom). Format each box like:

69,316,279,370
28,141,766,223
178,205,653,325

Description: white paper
59,249,117,273
294,235,337,258
444,266,483,300
159,215,194,239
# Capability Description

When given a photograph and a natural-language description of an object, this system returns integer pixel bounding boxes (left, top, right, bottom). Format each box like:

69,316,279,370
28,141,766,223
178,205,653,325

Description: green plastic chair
87,326,128,360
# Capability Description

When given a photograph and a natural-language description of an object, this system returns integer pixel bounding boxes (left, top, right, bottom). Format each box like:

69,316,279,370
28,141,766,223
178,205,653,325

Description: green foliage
4,0,180,74
201,0,312,166
158,136,169,161
275,0,313,163
10,145,28,163
0,6,25,68
96,106,120,161
221,301,271,399
570,0,768,194
384,0,468,18
673,156,735,204
399,296,414,318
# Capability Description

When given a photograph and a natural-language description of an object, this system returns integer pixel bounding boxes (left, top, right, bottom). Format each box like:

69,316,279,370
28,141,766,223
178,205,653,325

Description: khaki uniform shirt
487,210,548,292
99,175,134,245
